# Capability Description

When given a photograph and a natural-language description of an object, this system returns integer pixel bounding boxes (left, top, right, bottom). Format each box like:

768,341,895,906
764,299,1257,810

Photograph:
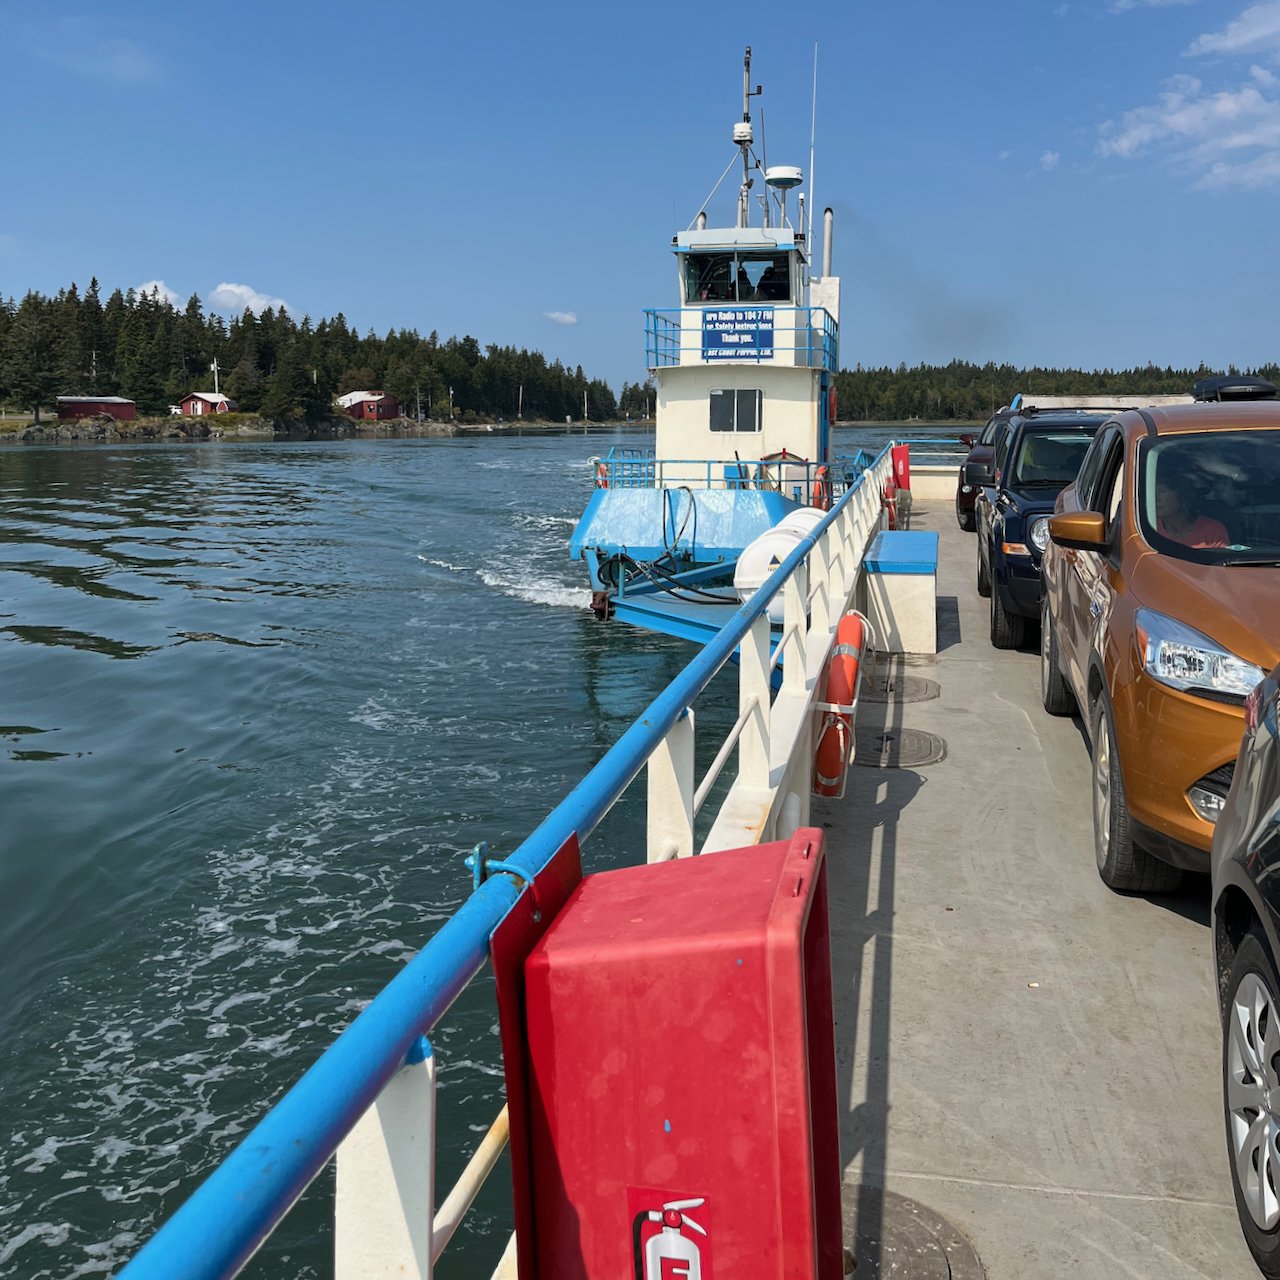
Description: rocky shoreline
0,413,626,445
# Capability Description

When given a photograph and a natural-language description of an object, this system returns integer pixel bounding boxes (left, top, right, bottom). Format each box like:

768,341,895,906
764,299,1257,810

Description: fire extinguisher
643,1198,707,1280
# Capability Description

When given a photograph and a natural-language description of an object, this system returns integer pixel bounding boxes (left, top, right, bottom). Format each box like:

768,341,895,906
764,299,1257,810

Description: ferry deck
825,499,1254,1278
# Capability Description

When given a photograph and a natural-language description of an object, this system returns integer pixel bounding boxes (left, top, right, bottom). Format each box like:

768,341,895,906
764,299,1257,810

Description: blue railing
644,306,838,372
118,447,896,1280
893,435,971,466
599,446,875,495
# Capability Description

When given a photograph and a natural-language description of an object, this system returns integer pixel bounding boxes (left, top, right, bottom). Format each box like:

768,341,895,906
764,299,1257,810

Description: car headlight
1134,608,1265,701
1029,517,1050,553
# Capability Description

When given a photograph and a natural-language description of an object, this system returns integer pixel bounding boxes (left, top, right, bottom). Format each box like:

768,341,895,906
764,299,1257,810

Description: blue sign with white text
702,308,774,361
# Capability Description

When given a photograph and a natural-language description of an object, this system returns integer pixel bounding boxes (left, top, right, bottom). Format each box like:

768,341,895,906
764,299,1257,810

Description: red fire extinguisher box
510,827,842,1279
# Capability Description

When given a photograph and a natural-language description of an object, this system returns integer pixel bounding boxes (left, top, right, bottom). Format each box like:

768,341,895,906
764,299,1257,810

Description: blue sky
2,1,1278,388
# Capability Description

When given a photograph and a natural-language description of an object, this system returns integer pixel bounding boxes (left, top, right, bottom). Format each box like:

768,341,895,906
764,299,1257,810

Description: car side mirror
959,433,975,447
1049,511,1107,552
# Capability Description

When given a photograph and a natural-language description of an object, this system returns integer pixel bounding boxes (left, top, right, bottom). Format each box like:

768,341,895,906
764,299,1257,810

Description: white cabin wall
655,366,820,463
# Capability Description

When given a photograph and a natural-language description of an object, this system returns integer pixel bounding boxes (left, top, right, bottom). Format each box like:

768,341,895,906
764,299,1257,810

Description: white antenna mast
807,43,818,253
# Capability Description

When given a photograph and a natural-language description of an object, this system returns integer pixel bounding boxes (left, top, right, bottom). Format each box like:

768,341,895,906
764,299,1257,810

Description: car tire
977,542,991,598
956,499,975,533
1040,597,1074,715
1089,692,1182,893
989,580,1026,649
1223,928,1280,1278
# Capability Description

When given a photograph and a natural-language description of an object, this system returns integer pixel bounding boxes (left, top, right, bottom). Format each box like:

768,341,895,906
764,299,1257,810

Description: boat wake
417,555,583,610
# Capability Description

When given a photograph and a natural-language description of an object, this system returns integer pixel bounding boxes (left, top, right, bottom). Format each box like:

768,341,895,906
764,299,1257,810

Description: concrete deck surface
819,506,1256,1279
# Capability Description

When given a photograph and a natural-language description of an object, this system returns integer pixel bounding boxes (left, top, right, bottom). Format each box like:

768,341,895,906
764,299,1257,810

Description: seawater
0,425,931,1278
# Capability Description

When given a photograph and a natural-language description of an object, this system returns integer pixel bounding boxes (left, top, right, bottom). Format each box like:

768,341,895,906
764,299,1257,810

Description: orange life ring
813,613,865,798
882,480,897,530
812,464,832,511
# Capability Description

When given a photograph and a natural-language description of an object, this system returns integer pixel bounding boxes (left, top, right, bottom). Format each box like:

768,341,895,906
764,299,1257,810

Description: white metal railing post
647,710,696,859
335,1042,436,1280
825,526,845,619
782,562,808,693
810,537,832,640
739,615,772,787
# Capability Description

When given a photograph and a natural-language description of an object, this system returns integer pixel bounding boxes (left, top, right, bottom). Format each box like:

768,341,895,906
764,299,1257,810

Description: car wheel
1040,597,1074,715
1089,692,1182,893
989,580,1026,649
1224,929,1280,1278
956,498,975,532
977,542,991,597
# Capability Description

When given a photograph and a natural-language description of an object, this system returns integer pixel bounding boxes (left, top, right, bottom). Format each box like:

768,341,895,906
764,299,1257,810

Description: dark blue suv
976,412,1104,648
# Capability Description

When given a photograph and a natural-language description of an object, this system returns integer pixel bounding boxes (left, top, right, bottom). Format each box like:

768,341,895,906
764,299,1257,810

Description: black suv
956,408,1013,532
976,411,1105,648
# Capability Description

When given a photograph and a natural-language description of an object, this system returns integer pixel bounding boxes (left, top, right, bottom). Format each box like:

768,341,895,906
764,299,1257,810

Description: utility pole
583,387,588,421
90,348,98,390
518,383,523,419
211,358,221,395
448,385,454,418
415,385,422,421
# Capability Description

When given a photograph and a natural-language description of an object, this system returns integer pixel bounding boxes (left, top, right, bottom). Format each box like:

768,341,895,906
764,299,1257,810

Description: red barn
57,396,137,421
181,392,238,416
337,390,399,421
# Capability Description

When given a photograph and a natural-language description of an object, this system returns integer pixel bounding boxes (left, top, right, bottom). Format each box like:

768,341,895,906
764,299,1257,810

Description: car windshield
1008,429,1096,486
1138,429,1280,564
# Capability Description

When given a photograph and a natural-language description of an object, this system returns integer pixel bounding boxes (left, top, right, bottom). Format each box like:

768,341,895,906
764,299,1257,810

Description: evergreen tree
1,294,58,421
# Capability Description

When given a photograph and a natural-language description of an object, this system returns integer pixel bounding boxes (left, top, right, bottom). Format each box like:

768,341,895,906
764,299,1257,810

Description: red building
57,396,137,421
337,391,400,421
181,392,238,416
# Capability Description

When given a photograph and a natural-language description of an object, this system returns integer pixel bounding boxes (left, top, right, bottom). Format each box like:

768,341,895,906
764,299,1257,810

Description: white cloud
1097,7,1280,188
543,310,578,326
135,279,179,307
1040,150,1061,170
1109,0,1197,10
1188,2,1280,57
28,20,162,84
1197,149,1280,186
209,282,290,315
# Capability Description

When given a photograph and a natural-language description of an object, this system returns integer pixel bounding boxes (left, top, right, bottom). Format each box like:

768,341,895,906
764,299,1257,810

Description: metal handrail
644,305,838,372
430,1105,511,1263
692,695,758,816
119,444,894,1280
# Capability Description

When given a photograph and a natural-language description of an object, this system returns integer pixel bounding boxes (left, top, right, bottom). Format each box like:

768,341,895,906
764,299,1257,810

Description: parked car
955,408,1012,532
1211,663,1280,1277
975,411,1105,648
1041,394,1280,892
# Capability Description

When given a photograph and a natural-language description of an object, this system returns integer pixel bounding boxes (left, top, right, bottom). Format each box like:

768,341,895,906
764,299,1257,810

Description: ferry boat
570,48,850,638
108,48,1251,1280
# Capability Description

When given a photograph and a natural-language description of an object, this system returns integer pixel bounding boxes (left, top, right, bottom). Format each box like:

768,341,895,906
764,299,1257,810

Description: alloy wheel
1040,603,1052,701
1093,710,1111,854
1228,971,1280,1231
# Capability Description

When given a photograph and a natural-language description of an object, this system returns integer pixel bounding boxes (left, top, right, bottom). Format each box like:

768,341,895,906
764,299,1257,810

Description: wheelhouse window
686,252,792,305
710,388,762,432
1138,430,1280,562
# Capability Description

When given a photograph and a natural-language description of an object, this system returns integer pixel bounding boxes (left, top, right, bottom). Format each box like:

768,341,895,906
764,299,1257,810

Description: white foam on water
512,512,578,532
476,567,583,610
417,555,469,573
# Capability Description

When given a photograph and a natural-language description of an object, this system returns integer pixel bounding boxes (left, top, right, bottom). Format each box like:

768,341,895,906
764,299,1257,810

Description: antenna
807,42,818,250
735,46,763,227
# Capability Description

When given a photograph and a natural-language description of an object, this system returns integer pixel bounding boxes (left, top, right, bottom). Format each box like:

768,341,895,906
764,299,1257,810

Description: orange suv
1040,386,1280,891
